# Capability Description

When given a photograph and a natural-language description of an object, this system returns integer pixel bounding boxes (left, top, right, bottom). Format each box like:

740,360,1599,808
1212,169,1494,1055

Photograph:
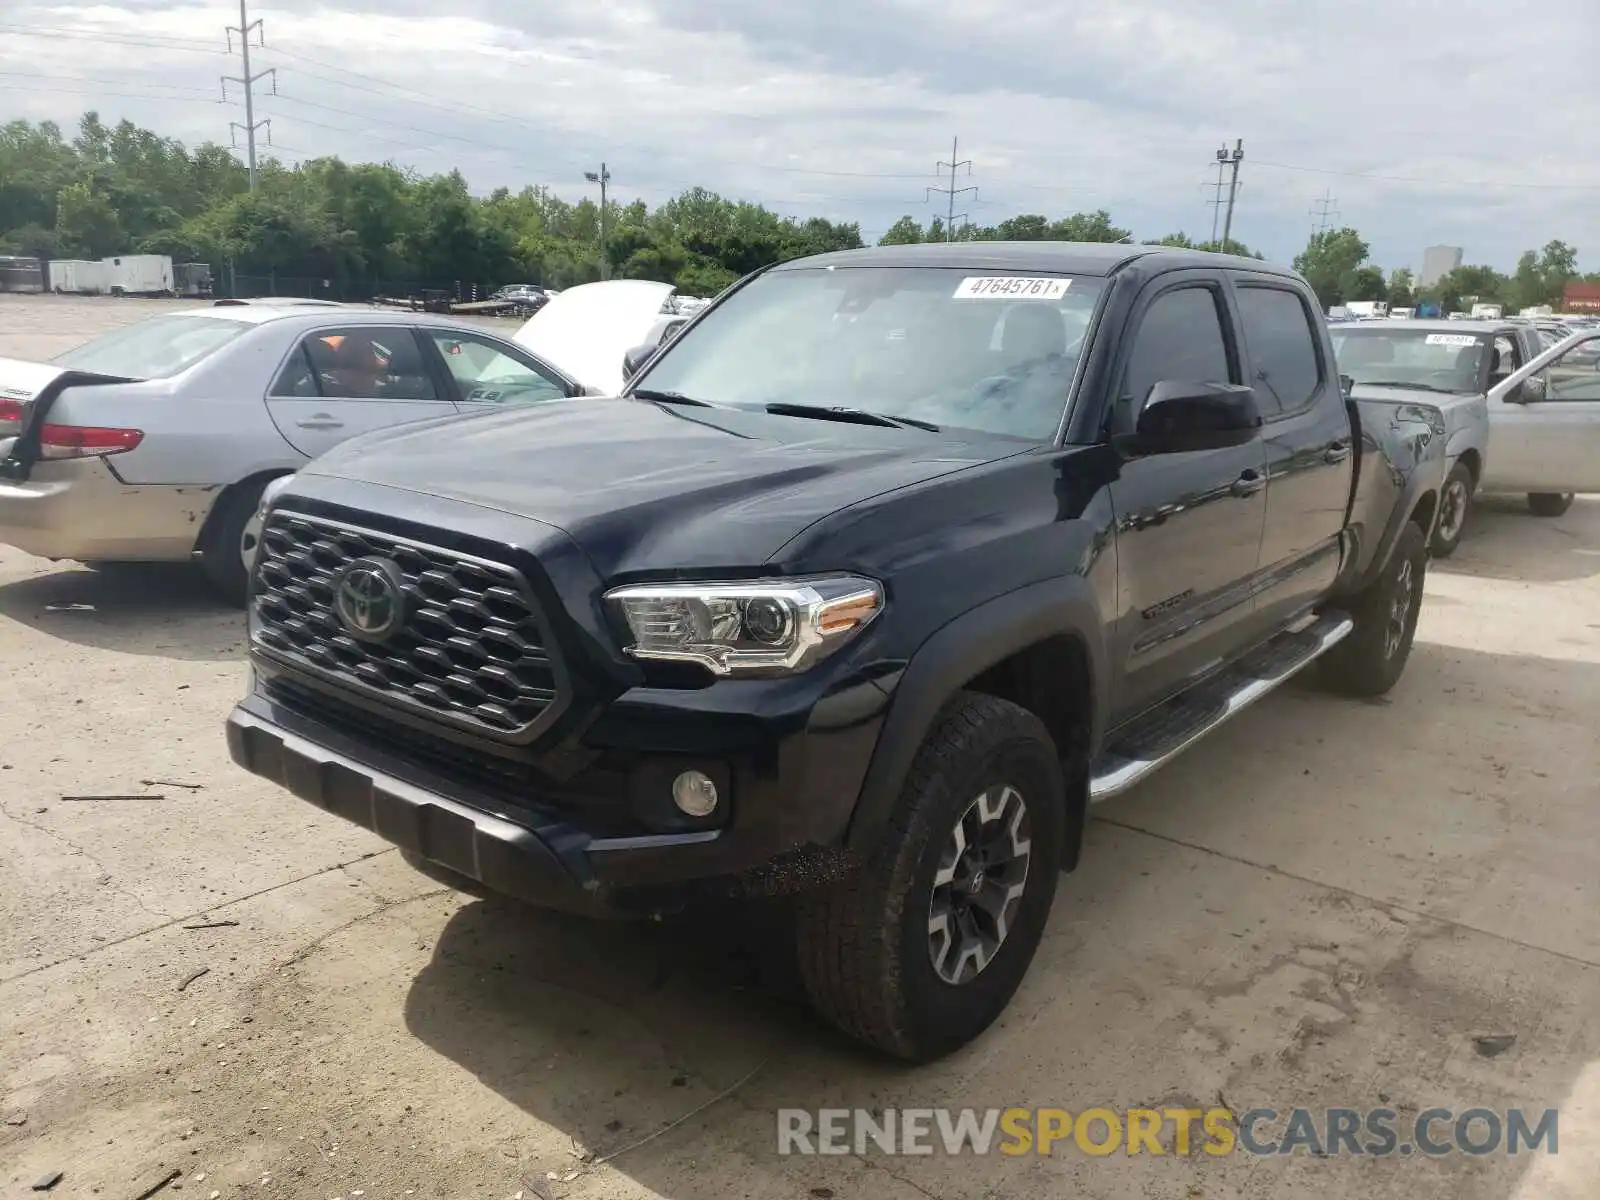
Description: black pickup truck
227,243,1447,1061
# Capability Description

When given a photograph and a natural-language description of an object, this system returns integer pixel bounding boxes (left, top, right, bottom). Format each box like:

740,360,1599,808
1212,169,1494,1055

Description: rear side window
272,327,439,401
1235,286,1322,416
1122,286,1234,406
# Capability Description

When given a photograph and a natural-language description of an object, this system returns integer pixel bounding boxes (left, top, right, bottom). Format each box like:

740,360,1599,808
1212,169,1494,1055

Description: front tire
1322,520,1427,698
1528,492,1575,517
793,692,1066,1062
1430,462,1473,557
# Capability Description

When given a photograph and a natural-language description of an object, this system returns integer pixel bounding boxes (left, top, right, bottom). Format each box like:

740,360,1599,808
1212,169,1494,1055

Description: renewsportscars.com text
777,1106,1559,1158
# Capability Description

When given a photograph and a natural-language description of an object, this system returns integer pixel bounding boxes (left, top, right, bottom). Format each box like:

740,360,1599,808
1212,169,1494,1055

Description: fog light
671,769,719,817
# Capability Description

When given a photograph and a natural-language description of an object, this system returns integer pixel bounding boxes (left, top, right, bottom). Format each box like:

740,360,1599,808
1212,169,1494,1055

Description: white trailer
48,259,111,294
102,254,174,297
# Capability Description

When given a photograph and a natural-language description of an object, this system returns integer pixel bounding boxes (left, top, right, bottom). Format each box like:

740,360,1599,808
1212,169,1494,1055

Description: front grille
251,511,564,740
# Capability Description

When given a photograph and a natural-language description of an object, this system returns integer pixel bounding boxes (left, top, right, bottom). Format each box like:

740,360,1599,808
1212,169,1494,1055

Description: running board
1089,611,1354,802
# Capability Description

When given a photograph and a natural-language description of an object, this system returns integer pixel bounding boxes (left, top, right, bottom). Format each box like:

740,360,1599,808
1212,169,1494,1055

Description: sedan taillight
38,423,144,459
0,397,23,437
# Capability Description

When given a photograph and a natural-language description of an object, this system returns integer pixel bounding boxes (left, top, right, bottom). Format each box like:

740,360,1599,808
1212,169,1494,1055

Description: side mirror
622,343,657,382
1512,373,1547,404
1122,381,1262,456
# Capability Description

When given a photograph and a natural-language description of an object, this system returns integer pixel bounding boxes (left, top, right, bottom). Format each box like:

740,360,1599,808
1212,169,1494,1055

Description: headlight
604,575,883,676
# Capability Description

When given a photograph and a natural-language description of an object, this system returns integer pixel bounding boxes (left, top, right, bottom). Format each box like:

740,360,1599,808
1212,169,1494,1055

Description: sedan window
425,330,569,405
274,328,439,400
54,314,250,379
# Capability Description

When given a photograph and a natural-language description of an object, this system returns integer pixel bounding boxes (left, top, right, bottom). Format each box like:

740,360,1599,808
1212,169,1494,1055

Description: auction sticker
1424,333,1479,347
954,276,1070,300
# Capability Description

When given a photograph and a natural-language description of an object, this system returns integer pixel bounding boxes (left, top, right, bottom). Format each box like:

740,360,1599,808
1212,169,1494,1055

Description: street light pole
584,163,611,280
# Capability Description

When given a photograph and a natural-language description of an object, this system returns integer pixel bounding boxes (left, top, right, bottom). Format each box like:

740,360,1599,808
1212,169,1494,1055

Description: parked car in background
1477,328,1600,516
1328,319,1521,555
229,241,1446,1061
0,303,602,603
512,279,691,394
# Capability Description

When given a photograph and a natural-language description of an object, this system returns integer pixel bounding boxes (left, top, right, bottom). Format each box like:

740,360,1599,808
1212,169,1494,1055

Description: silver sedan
0,301,593,603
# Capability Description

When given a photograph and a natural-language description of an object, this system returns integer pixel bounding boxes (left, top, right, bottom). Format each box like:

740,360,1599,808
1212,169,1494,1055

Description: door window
271,328,439,400
425,330,569,405
1121,286,1235,412
1235,286,1322,417
1489,335,1518,388
1541,336,1600,402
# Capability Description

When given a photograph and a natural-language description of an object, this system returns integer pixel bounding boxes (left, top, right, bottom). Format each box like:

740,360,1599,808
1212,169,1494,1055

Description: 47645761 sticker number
953,276,1070,300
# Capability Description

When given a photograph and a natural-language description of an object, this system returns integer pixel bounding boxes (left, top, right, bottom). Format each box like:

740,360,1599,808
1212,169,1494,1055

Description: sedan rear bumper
0,458,215,561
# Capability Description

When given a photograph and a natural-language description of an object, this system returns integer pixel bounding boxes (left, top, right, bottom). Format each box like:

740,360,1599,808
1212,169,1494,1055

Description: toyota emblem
333,557,407,642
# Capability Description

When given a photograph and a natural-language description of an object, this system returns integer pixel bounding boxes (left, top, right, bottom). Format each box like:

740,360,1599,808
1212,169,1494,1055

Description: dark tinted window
1123,286,1233,407
1236,286,1322,416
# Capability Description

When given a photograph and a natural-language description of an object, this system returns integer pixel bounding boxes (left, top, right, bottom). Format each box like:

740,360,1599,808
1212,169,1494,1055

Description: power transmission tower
222,0,275,191
1218,138,1244,250
585,163,611,279
926,137,976,243
1310,188,1340,237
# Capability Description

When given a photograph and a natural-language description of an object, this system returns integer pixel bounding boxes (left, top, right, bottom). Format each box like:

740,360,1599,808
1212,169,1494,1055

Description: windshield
631,266,1105,439
1331,327,1490,392
53,314,250,379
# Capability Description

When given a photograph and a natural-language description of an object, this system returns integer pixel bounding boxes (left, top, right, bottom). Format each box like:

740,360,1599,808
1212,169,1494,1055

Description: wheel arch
193,467,294,553
845,576,1107,870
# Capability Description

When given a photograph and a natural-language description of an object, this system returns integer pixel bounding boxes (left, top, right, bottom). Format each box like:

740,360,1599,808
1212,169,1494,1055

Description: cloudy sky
3,0,1598,273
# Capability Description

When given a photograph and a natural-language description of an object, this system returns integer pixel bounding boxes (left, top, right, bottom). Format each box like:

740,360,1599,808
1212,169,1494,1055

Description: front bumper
227,667,886,915
0,458,215,561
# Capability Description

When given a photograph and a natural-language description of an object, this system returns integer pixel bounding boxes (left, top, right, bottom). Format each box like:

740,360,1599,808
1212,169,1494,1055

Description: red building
1563,282,1600,312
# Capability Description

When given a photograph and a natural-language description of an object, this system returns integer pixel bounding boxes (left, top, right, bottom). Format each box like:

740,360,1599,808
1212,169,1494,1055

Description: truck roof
1335,319,1514,335
774,240,1296,279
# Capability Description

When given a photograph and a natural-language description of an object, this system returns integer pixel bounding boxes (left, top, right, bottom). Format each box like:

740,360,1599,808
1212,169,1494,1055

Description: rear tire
1527,492,1574,517
1322,520,1427,698
198,478,271,607
1430,462,1473,557
793,692,1065,1062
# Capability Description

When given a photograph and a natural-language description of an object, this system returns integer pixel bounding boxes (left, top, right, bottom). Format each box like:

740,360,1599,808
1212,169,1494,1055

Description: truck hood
297,398,1022,575
511,280,675,394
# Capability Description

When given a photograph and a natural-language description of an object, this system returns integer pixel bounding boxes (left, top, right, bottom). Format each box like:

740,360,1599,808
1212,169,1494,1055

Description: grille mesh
251,512,561,738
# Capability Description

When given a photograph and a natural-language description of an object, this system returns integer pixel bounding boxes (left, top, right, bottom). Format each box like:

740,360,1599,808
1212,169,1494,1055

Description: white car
1482,328,1600,515
513,280,695,394
0,302,613,603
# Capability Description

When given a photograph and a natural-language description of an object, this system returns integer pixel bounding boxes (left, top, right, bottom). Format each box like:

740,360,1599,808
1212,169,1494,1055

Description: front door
1105,276,1268,725
1484,331,1600,494
265,325,459,458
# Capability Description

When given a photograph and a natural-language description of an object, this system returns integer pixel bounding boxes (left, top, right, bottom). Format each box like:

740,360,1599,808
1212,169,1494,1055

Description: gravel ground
1,294,1597,1200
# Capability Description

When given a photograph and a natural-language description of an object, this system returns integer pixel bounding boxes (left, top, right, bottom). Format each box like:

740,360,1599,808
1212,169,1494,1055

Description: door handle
295,414,344,430
1324,441,1352,464
1230,469,1266,497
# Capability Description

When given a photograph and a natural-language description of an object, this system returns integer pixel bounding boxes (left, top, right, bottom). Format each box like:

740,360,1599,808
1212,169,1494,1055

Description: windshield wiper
631,388,715,407
765,402,940,432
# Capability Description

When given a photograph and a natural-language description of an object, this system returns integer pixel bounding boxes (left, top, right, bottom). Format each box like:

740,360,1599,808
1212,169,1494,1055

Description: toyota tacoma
227,243,1446,1061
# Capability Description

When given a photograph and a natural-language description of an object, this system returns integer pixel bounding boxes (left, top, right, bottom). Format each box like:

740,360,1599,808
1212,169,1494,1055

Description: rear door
264,325,460,458
1230,273,1353,631
1485,331,1600,493
417,327,579,412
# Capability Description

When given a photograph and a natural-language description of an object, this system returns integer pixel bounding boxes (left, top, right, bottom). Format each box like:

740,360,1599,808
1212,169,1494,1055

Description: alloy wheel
927,784,1032,986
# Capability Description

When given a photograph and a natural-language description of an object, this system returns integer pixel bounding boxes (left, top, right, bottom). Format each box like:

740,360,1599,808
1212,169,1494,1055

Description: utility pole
1310,187,1340,236
927,137,976,243
1208,145,1228,243
1219,138,1244,251
222,0,274,191
584,163,611,280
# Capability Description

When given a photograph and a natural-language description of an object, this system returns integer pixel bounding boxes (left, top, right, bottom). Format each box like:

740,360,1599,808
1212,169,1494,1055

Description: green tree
878,216,923,245
1345,265,1387,302
1293,227,1370,308
1425,265,1508,314
1386,267,1415,308
54,180,125,257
